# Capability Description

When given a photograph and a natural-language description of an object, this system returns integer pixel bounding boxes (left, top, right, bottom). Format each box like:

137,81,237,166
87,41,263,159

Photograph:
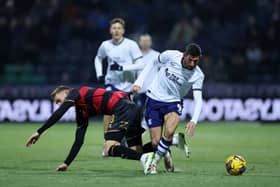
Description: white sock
172,135,178,145
152,152,161,165
140,154,146,163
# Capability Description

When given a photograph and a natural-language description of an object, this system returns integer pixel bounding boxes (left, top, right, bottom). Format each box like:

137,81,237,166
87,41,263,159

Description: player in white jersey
94,18,144,154
133,43,204,174
94,18,143,92
135,34,176,172
137,34,190,161
137,34,160,93
134,34,159,128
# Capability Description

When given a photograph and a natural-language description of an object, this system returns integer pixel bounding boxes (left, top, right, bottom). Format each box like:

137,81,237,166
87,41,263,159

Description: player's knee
104,141,120,156
165,112,180,123
107,144,128,159
164,126,176,139
103,144,111,156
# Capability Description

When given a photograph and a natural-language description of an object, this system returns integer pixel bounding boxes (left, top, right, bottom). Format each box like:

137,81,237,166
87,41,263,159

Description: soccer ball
225,155,247,175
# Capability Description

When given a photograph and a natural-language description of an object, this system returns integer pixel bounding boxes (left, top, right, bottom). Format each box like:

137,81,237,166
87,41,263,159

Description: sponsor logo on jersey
165,68,182,86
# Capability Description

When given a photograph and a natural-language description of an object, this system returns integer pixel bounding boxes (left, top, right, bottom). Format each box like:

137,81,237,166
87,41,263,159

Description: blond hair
50,85,70,99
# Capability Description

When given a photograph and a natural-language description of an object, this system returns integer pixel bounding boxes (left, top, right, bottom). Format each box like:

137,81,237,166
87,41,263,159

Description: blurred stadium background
1,0,280,83
0,0,279,122
0,0,280,186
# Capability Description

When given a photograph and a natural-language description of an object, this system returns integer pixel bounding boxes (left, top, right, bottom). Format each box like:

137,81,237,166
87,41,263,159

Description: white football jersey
146,50,204,102
137,49,159,93
96,38,142,91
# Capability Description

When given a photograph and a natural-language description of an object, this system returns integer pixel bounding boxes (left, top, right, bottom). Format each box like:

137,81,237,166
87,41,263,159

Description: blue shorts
144,97,183,128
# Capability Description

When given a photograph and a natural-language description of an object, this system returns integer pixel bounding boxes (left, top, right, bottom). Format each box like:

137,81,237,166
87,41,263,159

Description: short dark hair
110,18,125,28
50,85,70,100
139,33,151,38
185,43,202,57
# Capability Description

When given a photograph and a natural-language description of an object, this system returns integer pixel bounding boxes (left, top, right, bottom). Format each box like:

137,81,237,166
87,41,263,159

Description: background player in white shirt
94,18,144,150
133,43,204,174
94,18,143,92
134,34,159,129
137,34,160,93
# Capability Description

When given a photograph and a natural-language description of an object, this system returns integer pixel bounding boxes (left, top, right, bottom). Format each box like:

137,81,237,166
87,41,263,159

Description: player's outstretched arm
122,57,145,71
37,101,74,135
25,101,73,147
133,58,158,92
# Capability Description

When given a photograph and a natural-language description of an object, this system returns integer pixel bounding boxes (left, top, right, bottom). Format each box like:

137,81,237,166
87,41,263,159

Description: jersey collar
111,37,125,46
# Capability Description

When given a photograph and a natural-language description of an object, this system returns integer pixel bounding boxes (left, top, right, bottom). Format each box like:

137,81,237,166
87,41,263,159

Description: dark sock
108,145,142,160
142,142,156,153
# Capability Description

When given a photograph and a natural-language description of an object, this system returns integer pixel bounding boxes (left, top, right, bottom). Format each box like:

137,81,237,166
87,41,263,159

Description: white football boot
173,132,191,158
140,152,154,175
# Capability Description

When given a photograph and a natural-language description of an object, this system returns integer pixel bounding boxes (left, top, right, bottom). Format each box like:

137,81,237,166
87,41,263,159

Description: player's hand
56,163,68,171
132,85,141,93
26,132,40,147
185,121,196,138
110,62,123,71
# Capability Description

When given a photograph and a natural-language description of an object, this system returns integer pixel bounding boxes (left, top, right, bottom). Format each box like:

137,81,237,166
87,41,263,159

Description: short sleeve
157,51,170,64
192,75,204,90
97,42,106,59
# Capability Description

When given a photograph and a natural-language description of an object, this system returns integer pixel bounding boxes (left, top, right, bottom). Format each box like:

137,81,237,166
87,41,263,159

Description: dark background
0,0,279,86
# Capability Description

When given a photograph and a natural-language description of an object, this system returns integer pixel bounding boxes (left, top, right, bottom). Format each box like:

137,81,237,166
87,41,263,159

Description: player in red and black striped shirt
26,85,154,174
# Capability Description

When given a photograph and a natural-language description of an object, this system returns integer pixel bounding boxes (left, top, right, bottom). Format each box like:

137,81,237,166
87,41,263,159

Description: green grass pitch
0,122,280,187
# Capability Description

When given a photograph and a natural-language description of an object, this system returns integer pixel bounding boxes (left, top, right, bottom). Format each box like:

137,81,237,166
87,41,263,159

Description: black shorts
105,99,140,143
133,93,147,112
